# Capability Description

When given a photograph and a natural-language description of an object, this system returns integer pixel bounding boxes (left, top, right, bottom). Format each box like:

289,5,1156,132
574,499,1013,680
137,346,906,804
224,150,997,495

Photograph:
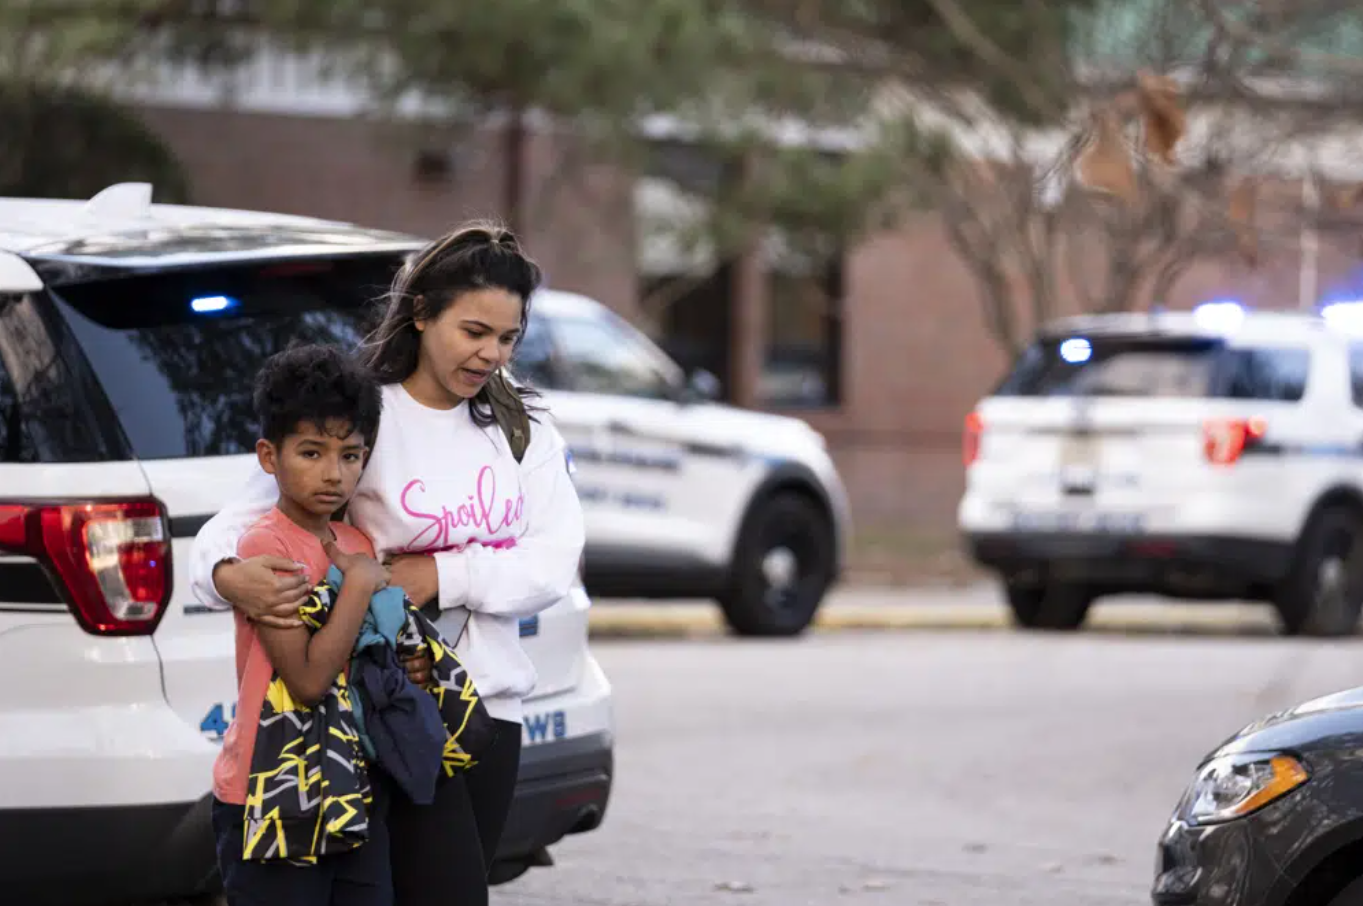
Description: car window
0,293,120,462
998,337,1310,402
1218,348,1310,402
550,313,676,399
1349,345,1363,406
45,255,400,460
511,314,558,390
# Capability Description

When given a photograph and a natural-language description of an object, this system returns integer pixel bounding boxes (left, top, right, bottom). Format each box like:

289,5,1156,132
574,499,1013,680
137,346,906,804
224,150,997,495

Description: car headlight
1179,752,1309,825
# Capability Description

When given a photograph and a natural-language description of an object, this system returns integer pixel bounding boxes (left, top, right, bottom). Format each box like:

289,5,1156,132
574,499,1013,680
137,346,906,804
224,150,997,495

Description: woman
189,223,585,906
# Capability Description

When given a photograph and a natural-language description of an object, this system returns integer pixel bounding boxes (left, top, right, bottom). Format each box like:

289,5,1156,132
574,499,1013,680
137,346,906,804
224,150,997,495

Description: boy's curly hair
253,344,382,447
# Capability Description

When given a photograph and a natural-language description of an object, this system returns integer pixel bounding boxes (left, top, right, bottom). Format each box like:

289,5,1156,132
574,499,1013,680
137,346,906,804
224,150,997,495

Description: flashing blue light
190,295,237,314
1193,300,1246,333
1321,300,1363,334
1059,337,1092,364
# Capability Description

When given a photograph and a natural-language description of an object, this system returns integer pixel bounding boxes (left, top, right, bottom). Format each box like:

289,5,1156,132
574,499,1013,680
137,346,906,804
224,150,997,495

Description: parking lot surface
499,620,1363,906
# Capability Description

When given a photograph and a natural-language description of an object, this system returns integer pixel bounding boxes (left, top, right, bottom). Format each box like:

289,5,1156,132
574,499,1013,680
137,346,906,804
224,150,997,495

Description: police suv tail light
963,411,984,467
0,499,171,636
1203,417,1267,466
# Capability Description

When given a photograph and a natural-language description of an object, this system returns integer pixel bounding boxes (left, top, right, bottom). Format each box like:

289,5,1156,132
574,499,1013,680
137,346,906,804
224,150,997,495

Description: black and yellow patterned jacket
241,571,495,864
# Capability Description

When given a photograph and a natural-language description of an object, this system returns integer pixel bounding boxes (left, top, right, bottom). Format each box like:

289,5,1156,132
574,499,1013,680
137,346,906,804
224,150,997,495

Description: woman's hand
387,554,439,607
213,556,312,629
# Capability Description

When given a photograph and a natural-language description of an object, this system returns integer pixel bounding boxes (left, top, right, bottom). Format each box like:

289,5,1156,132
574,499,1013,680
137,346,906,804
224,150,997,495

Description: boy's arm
244,532,386,708
188,465,281,610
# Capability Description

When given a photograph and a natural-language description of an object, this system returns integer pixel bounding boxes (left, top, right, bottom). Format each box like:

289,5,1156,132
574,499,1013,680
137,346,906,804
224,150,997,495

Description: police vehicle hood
688,402,827,457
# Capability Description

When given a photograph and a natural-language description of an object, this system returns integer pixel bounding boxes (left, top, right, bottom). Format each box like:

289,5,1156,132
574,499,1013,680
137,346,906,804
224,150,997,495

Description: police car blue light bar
1059,337,1092,363
1321,300,1363,334
1193,300,1246,333
190,295,237,314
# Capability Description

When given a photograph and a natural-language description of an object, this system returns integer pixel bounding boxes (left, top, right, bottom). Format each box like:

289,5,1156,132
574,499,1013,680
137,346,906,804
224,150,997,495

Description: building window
643,266,733,394
761,238,843,409
638,141,734,395
636,140,845,409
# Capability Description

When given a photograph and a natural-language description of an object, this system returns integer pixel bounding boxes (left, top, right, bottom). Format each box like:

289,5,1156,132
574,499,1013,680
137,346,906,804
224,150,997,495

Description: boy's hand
215,556,310,629
401,650,434,687
324,542,390,594
387,554,438,607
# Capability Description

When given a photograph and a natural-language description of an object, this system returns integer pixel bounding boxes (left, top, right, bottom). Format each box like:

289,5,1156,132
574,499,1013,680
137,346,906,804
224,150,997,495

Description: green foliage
741,0,1096,124
0,84,191,202
0,1,191,201
1,0,1103,261
263,0,756,119
254,0,1098,256
0,0,152,82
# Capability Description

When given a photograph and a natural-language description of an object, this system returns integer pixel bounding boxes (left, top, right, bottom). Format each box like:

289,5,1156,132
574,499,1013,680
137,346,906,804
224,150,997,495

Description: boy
211,343,392,906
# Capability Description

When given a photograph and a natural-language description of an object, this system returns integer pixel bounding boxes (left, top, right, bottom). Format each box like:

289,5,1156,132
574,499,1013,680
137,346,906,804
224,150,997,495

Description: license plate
1060,433,1100,467
1059,434,1100,492
1010,510,1146,533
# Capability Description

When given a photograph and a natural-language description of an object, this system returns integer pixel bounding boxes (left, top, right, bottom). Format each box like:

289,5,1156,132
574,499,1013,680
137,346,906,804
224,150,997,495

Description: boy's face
257,419,368,519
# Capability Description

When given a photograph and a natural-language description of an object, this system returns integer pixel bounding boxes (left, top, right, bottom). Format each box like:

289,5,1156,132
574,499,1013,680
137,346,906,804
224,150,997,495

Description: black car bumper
496,730,614,866
966,532,1294,597
0,732,613,904
1153,794,1363,906
0,796,219,906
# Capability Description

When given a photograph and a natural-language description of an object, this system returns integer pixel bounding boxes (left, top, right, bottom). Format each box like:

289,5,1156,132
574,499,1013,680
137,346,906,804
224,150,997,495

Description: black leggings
388,718,522,906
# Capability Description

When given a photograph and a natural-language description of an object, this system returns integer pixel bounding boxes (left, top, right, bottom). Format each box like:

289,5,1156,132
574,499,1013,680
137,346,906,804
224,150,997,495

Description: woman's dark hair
360,221,544,429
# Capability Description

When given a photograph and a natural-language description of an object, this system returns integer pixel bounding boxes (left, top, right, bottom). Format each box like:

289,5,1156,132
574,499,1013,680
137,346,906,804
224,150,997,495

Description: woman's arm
423,423,584,620
251,537,387,708
189,465,309,626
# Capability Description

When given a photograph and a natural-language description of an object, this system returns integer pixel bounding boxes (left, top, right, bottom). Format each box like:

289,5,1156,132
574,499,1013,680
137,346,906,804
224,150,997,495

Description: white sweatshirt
189,382,586,723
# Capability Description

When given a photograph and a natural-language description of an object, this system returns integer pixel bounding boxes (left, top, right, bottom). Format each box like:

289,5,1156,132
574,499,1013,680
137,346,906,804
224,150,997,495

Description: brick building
119,59,1363,535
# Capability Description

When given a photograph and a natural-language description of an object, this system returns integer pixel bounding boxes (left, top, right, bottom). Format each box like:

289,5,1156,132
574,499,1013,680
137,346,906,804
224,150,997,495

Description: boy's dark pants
212,773,393,906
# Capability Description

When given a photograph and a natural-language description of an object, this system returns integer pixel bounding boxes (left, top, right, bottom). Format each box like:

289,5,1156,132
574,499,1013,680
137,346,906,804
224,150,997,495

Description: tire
1327,874,1363,906
719,492,836,637
1275,505,1363,638
1004,580,1094,631
488,860,532,885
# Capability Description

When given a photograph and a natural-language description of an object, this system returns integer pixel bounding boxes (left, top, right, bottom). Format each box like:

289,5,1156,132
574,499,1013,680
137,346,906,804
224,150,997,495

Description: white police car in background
0,185,612,905
960,300,1363,637
513,290,851,637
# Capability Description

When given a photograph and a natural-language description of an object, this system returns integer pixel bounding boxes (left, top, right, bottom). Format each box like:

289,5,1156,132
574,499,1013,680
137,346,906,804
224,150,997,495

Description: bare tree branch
1194,0,1363,77
919,0,1062,121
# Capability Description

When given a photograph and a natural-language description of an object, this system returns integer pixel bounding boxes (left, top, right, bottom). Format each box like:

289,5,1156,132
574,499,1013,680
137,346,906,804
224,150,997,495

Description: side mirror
684,368,722,403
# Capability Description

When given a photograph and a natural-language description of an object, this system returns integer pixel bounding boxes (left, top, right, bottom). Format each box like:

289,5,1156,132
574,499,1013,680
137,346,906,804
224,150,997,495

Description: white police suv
960,300,1363,637
0,184,612,905
511,290,851,638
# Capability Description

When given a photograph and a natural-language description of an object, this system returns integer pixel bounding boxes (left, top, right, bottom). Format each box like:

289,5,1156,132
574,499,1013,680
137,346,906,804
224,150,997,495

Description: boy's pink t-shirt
211,507,375,805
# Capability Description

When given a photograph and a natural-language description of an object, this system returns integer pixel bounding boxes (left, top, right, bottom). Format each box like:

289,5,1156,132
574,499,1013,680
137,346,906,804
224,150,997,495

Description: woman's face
413,287,525,403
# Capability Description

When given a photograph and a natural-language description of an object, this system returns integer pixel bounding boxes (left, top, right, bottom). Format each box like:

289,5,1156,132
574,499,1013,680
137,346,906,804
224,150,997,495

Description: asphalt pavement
497,621,1363,906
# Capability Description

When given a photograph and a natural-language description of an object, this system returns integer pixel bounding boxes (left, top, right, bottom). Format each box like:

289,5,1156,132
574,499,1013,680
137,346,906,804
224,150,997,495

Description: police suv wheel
1276,505,1363,638
1004,580,1094,631
720,493,835,637
1325,873,1363,906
